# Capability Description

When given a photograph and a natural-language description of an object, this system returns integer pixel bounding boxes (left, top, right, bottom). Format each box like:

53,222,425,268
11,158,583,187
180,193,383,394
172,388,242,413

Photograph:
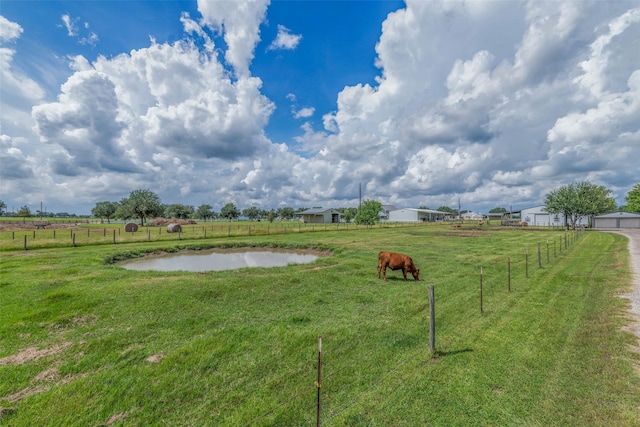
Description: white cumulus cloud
268,24,302,51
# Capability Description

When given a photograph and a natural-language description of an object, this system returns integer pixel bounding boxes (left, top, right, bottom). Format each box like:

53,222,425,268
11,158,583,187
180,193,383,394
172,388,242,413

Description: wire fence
1,220,463,251
236,227,586,425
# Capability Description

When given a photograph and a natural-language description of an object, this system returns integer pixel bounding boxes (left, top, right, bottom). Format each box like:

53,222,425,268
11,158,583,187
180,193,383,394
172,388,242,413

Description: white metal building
593,211,640,229
388,208,446,222
519,205,589,227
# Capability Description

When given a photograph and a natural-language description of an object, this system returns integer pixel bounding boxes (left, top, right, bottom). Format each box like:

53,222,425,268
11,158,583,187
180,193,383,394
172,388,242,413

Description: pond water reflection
119,248,320,272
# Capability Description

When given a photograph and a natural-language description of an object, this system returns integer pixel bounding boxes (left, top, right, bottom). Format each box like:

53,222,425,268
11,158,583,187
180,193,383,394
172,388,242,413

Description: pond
119,248,321,272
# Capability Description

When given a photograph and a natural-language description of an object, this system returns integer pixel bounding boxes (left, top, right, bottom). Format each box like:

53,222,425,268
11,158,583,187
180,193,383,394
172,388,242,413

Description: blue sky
1,1,639,215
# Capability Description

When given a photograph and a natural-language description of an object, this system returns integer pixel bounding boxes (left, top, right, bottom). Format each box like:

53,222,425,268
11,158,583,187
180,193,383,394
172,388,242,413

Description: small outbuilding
593,211,640,229
388,208,446,222
298,208,342,224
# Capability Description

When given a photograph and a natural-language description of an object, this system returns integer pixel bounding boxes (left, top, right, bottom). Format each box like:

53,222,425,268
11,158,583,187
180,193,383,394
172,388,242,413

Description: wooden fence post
429,285,436,354
537,243,541,268
546,240,549,263
480,267,484,314
316,336,322,427
508,257,511,292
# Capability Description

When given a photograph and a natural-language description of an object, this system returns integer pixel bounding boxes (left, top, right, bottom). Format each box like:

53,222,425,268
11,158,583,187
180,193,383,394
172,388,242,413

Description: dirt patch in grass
2,366,89,403
0,342,72,366
102,412,129,425
146,354,163,363
4,385,50,403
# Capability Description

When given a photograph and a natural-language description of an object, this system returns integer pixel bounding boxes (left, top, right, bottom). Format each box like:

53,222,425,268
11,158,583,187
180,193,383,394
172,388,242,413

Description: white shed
519,205,588,227
593,211,640,229
388,208,446,222
298,208,342,224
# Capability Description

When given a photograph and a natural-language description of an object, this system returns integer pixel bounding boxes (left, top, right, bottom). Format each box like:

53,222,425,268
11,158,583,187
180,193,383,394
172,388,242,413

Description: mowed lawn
1,224,639,426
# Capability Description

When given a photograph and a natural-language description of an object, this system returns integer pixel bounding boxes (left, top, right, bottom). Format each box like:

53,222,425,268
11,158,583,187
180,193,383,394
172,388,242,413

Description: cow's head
411,269,420,281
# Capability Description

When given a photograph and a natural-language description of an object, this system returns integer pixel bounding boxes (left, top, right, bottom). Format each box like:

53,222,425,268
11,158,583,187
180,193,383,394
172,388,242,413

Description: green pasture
1,224,639,426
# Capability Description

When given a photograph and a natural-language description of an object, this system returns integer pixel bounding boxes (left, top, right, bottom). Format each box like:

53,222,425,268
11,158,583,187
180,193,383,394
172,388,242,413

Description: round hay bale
124,222,138,232
167,223,182,233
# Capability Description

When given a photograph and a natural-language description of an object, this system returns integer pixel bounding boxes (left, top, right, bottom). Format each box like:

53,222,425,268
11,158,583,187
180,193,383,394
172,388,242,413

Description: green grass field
1,224,639,426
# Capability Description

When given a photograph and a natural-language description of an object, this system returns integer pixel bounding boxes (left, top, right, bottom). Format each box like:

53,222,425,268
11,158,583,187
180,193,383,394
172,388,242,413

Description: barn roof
393,208,447,214
298,207,340,215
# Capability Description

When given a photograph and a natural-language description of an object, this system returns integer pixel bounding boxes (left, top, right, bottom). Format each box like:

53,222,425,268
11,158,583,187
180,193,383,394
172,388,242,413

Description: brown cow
377,251,420,281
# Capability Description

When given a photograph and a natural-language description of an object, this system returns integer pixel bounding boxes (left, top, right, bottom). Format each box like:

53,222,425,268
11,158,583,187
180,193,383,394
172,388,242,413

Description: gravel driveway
603,229,640,344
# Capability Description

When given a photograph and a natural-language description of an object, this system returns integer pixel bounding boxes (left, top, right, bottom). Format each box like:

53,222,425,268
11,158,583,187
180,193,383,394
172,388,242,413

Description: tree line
2,182,639,228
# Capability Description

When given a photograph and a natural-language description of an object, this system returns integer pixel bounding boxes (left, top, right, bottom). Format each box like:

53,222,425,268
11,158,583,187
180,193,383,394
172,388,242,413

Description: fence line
3,221,447,251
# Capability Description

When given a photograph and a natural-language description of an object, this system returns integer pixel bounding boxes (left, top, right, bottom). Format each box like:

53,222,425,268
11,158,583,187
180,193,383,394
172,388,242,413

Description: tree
624,184,640,213
164,203,194,219
196,204,214,221
277,207,295,221
339,207,358,223
242,206,261,221
92,201,119,223
436,206,456,214
0,200,6,215
220,203,240,221
489,207,507,213
17,205,32,218
117,189,163,226
544,181,616,229
355,199,382,225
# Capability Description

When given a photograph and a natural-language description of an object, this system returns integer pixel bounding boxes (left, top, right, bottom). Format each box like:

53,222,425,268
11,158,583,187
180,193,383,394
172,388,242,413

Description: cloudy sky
1,0,639,215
